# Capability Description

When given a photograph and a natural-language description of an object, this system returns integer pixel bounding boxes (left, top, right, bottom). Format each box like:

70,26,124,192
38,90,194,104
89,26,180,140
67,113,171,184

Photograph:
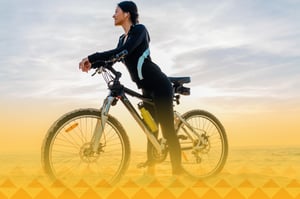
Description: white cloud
1,0,300,104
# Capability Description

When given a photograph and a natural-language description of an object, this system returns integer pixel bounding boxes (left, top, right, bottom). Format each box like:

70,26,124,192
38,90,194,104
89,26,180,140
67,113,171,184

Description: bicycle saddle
169,77,191,96
168,77,191,85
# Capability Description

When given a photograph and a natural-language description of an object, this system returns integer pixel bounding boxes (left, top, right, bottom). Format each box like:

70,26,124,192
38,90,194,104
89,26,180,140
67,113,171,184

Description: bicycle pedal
137,160,155,169
178,135,188,140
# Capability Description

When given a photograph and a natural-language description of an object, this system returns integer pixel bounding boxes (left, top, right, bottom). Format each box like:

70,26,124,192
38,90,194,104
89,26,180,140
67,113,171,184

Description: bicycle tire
41,108,130,185
175,109,228,178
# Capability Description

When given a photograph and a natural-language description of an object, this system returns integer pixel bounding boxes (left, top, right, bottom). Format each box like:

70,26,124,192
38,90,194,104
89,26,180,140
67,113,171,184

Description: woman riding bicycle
79,1,186,176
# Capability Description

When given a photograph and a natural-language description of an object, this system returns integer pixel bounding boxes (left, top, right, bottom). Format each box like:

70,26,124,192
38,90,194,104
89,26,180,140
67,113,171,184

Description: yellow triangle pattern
11,188,31,199
57,188,78,199
28,179,44,188
147,179,163,188
132,188,152,199
248,188,269,199
0,171,300,199
34,189,55,199
215,179,231,188
263,179,280,188
51,179,65,188
106,188,128,199
0,191,7,199
224,189,245,199
96,180,112,188
80,188,100,199
122,179,138,188
272,188,294,199
239,180,254,188
155,189,176,199
169,179,185,188
0,179,16,188
287,179,300,188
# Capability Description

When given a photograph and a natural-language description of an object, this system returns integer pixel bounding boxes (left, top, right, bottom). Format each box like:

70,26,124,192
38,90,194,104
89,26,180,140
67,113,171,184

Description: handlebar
115,50,128,60
91,50,128,71
90,50,128,84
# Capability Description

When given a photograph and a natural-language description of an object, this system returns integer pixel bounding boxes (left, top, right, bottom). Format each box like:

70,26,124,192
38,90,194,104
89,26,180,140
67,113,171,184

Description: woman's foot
137,160,156,168
137,160,156,176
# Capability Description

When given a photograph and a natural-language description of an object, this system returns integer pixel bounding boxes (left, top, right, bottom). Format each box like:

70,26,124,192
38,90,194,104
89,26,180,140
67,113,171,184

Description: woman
79,1,185,176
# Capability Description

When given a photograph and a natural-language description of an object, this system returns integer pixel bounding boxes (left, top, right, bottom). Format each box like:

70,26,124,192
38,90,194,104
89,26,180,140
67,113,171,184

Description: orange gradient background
1,92,300,198
1,95,300,153
1,0,300,198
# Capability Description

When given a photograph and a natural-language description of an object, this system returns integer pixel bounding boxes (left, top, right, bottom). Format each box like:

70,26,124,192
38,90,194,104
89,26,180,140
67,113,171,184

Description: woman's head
114,1,139,26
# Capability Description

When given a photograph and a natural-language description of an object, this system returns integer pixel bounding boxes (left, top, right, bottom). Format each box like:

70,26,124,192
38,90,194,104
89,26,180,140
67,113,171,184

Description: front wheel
41,108,130,185
175,109,228,178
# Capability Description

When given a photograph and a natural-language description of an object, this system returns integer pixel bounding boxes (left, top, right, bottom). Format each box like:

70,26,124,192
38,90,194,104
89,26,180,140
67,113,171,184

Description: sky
1,0,300,152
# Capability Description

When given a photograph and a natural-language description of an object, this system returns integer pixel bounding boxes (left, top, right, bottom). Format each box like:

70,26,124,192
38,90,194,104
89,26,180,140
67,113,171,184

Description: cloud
172,46,300,99
1,0,300,105
0,0,119,99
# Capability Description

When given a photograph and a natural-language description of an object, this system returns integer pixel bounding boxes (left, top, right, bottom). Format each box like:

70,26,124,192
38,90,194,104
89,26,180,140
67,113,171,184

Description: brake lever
91,67,104,76
91,70,97,76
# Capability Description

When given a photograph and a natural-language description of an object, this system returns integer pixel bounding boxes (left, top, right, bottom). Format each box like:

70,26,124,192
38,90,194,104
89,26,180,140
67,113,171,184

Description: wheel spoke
176,110,228,178
42,109,130,185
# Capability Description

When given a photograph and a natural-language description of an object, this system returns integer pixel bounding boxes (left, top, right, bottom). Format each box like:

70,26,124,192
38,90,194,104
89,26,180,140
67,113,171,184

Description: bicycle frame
91,84,164,155
90,79,207,157
88,53,202,156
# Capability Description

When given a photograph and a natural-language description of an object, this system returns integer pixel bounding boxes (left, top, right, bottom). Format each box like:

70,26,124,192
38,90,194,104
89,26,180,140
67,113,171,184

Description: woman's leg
141,89,158,167
152,80,183,174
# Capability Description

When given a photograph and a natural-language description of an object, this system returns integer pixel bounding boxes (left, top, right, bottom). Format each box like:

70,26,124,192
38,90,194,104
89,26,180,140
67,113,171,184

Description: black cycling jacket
88,24,164,89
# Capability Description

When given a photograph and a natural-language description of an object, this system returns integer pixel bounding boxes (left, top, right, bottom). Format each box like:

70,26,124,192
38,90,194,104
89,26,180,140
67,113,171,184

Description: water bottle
138,102,158,132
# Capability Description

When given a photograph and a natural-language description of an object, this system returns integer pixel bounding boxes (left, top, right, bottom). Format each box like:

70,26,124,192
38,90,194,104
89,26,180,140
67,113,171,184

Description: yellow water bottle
138,102,158,132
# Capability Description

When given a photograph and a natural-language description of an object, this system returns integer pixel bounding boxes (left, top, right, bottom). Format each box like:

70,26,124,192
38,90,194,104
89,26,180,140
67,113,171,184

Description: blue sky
1,0,300,147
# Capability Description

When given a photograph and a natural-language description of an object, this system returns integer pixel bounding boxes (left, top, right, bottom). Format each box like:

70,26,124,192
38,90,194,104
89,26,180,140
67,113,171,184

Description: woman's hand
79,57,92,72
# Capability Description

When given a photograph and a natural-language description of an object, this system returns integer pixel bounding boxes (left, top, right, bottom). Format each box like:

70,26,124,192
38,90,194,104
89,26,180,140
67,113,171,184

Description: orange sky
1,94,299,154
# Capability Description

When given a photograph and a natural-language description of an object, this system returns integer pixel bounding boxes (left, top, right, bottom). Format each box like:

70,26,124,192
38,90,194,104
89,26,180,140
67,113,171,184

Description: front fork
91,96,115,153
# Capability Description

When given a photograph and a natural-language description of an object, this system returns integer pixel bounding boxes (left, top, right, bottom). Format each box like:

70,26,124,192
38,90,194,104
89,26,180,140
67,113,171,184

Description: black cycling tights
142,77,182,174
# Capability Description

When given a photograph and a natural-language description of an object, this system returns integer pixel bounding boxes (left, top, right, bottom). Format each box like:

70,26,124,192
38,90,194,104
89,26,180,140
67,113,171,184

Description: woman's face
113,6,128,26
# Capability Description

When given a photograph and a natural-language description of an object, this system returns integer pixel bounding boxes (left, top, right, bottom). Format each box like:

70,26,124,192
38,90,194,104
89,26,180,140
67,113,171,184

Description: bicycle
42,50,228,184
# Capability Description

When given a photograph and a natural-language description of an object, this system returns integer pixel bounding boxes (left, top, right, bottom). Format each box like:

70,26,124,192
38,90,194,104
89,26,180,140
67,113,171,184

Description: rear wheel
175,109,228,178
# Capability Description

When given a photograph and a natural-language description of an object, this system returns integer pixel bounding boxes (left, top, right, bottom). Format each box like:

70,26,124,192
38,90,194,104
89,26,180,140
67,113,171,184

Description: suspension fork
91,96,115,153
